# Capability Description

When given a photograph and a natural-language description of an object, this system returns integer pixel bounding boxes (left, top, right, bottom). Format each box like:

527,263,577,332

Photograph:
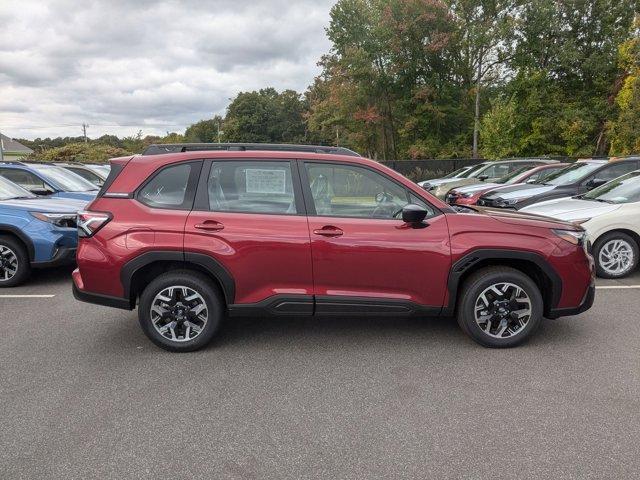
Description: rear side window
590,162,639,183
0,168,51,192
138,162,198,209
207,161,298,215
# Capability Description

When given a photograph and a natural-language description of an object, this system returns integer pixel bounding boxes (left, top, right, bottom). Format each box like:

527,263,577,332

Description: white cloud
0,0,334,139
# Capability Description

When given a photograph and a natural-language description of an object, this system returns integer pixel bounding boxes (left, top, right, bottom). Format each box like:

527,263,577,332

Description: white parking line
0,294,56,298
596,285,640,290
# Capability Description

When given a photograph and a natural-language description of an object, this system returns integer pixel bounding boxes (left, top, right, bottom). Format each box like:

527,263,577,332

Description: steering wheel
371,191,402,219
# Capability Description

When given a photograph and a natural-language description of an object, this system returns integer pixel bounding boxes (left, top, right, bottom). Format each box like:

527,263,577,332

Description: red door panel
307,214,451,307
185,211,313,305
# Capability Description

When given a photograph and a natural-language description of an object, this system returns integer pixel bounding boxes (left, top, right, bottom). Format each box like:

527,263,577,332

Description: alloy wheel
0,245,18,282
474,282,532,339
598,239,635,277
150,286,208,342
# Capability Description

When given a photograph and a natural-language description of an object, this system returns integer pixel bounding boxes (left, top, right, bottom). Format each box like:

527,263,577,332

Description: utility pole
0,133,4,162
82,123,89,143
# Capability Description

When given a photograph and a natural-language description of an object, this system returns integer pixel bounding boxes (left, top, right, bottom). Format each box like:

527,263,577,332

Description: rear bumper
547,282,595,319
72,269,132,310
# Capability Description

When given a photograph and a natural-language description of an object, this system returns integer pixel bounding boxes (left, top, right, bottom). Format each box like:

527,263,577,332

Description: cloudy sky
0,0,335,140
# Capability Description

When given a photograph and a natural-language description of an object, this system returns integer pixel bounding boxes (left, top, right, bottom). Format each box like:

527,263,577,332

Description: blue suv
0,176,87,287
0,162,98,201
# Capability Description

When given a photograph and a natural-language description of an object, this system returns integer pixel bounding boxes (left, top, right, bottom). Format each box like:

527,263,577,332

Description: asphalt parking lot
2,269,640,479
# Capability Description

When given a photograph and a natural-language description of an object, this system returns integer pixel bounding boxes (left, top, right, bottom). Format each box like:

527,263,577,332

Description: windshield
496,166,530,185
443,166,473,179
460,163,487,178
582,171,640,204
89,165,110,176
0,176,36,200
533,162,602,186
29,165,98,192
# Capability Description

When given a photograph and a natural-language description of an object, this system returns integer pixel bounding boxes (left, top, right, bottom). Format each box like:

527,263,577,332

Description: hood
474,206,581,231
520,197,621,221
481,183,556,201
419,178,461,188
55,191,97,201
0,196,87,213
453,182,501,194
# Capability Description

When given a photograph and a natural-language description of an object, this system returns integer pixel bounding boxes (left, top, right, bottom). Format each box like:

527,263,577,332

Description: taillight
78,211,112,238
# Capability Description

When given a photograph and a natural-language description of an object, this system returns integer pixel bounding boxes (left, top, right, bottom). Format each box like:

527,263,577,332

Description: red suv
73,144,595,351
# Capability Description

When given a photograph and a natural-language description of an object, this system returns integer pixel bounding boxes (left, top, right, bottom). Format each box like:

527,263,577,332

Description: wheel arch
0,224,35,261
122,251,235,307
444,249,561,318
592,228,640,250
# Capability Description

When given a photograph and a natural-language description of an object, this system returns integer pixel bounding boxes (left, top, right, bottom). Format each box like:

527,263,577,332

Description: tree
446,0,519,158
307,0,463,159
609,16,640,155
184,116,224,143
223,88,307,143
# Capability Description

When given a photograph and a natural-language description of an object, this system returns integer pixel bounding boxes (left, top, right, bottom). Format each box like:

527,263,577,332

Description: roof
0,134,33,154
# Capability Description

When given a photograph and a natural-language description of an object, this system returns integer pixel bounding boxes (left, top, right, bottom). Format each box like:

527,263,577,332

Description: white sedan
521,170,640,278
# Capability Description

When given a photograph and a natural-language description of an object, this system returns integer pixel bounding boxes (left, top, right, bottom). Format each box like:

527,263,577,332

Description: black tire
0,235,31,287
138,270,224,352
592,231,639,279
456,266,544,348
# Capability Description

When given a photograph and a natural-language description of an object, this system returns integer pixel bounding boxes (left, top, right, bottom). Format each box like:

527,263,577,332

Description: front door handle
313,225,343,237
194,220,224,232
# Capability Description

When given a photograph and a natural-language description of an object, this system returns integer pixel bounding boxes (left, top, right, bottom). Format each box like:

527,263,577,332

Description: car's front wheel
0,235,31,287
593,232,639,279
457,267,543,348
138,270,224,352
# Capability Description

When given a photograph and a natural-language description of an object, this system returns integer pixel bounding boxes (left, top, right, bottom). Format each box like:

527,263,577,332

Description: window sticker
245,169,286,194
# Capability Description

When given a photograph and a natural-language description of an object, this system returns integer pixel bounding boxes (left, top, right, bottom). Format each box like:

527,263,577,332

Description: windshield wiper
589,198,614,204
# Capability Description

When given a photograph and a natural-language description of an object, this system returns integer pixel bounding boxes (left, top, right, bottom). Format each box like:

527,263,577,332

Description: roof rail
141,143,361,157
0,160,27,166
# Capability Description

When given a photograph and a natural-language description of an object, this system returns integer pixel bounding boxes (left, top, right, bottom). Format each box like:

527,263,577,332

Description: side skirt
228,295,442,318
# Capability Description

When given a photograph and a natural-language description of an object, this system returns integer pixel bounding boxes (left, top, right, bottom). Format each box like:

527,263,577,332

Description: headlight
460,192,474,198
552,229,587,246
496,198,518,207
30,212,77,228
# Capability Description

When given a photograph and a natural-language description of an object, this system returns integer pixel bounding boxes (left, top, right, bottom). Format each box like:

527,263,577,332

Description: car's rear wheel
0,235,31,287
457,267,543,348
138,270,224,352
593,232,639,279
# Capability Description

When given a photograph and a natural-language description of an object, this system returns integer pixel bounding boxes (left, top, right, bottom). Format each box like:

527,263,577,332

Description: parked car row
0,161,108,286
420,156,640,278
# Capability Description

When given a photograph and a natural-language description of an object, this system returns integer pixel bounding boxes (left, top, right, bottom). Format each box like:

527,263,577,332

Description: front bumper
547,281,595,319
31,246,77,268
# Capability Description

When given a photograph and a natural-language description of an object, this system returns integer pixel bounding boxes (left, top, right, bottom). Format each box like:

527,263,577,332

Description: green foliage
185,116,223,143
609,18,640,155
15,2,640,161
223,88,306,143
31,142,132,164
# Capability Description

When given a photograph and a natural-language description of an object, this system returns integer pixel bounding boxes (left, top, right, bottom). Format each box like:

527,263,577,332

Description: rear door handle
194,220,224,232
313,225,343,237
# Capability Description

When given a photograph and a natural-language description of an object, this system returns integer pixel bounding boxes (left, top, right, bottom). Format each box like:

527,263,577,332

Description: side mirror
478,174,489,181
402,204,428,226
586,178,606,189
30,187,53,196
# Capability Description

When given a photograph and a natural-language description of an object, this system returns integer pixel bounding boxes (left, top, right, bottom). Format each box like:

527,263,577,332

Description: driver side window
304,163,432,219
